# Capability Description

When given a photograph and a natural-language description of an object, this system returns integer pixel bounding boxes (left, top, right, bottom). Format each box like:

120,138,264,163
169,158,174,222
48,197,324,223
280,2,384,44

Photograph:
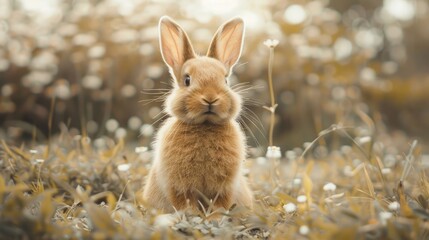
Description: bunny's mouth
198,110,227,124
203,111,216,115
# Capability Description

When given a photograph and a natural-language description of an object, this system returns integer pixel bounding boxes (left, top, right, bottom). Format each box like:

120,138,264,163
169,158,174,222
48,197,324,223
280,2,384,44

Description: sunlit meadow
1,0,429,239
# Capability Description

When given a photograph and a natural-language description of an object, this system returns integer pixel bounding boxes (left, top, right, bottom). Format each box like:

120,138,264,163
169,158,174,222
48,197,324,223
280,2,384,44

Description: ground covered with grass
1,121,429,240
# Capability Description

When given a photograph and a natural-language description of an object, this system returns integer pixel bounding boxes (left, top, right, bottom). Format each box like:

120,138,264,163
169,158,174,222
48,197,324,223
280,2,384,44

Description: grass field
1,122,428,239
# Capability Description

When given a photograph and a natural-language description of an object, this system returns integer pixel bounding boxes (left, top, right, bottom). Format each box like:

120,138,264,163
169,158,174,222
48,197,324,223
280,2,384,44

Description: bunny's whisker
234,61,248,70
241,98,263,106
242,106,265,131
139,92,170,106
141,88,170,95
231,81,252,88
239,118,262,148
234,86,262,93
241,117,267,146
141,90,170,95
232,84,254,91
150,113,169,127
241,113,266,141
232,82,263,90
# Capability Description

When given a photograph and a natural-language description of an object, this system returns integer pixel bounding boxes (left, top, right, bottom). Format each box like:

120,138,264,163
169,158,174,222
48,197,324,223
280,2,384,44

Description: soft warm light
355,28,383,49
183,0,267,32
109,0,139,16
333,38,353,60
383,0,415,21
283,5,307,25
18,0,60,17
183,0,241,23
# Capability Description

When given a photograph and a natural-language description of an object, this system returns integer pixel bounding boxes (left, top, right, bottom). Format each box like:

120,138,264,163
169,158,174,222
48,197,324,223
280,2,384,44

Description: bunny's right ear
207,18,245,72
159,16,196,73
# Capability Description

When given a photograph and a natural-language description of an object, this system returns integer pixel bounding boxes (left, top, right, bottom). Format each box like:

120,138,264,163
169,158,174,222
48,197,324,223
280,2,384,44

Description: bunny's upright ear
159,16,196,72
207,18,245,72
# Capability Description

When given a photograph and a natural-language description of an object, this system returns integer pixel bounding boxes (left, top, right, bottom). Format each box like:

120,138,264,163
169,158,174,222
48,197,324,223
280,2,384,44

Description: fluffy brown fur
143,16,252,212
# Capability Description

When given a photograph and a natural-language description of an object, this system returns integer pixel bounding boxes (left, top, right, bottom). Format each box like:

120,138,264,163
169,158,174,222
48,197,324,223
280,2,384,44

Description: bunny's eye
184,74,191,87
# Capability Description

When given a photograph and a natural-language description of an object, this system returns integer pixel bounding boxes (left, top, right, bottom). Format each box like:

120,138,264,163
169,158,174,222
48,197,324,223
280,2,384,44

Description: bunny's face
158,16,245,124
165,57,242,124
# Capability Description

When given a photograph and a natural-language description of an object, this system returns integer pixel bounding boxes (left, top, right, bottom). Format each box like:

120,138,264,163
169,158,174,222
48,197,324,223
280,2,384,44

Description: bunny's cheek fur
167,89,240,124
165,91,187,119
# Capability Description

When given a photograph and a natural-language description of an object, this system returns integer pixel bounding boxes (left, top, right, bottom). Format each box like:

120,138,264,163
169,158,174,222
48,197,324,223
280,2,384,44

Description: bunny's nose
202,98,219,105
202,97,219,113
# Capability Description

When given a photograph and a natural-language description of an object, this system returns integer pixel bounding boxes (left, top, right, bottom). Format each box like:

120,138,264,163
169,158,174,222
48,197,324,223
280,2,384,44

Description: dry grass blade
84,201,120,234
397,181,414,218
90,191,117,212
401,140,418,182
363,164,375,198
1,140,17,161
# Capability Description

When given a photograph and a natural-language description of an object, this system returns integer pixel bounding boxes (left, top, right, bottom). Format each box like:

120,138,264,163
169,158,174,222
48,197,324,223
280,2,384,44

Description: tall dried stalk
263,40,279,147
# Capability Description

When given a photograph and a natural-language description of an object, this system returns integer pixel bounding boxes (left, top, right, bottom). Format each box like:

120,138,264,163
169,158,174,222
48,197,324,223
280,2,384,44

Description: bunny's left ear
159,16,196,72
207,18,245,72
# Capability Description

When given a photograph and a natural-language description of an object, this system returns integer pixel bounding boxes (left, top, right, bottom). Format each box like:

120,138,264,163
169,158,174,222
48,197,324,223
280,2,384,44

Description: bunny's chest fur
156,118,245,193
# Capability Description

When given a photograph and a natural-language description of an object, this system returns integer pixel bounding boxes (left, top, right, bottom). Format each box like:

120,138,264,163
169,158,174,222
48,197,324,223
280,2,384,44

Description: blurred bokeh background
0,0,428,151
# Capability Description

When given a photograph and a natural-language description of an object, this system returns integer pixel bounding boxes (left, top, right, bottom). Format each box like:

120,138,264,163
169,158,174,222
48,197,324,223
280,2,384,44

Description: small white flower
358,136,372,144
117,163,131,172
35,159,45,164
323,182,337,192
293,178,302,186
297,195,307,203
299,225,310,235
263,39,279,48
266,146,281,158
379,211,393,225
283,203,297,213
115,128,127,139
135,146,148,153
381,168,392,175
29,149,38,154
154,214,177,228
388,201,400,211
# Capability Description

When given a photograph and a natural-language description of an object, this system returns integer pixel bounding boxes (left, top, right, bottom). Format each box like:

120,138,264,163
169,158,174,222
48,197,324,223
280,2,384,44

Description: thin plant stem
268,48,275,108
266,47,277,147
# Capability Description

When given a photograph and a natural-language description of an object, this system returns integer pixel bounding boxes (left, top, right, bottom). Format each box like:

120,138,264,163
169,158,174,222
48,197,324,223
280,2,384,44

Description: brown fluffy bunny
142,16,253,212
